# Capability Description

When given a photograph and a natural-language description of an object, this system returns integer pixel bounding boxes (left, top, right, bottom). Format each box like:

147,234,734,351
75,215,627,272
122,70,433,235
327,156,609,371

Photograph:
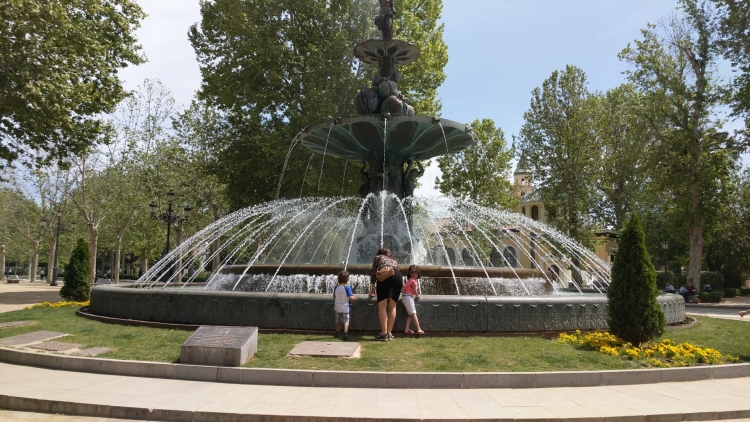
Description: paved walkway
1,361,749,421
0,282,64,313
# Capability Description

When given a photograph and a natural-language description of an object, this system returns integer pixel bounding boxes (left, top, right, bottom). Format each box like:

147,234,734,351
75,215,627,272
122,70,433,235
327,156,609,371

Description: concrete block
313,370,388,388
0,393,8,409
72,403,112,418
711,363,750,379
643,413,686,422
683,411,720,421
7,396,49,413
388,372,462,389
194,410,238,422
64,355,105,374
218,367,242,384
107,405,151,421
21,350,66,370
241,368,313,386
534,371,601,387
181,326,257,367
174,364,220,382
236,414,285,422
0,347,24,365
462,372,535,388
600,369,661,386
149,408,195,422
659,366,712,383
718,409,750,420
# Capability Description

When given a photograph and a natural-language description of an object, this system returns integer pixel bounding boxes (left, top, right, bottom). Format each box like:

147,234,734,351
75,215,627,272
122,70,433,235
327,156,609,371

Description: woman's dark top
371,254,403,302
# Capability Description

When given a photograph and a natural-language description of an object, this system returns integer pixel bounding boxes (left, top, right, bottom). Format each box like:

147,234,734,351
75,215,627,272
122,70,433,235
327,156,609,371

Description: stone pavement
685,296,750,322
0,361,749,421
0,282,64,313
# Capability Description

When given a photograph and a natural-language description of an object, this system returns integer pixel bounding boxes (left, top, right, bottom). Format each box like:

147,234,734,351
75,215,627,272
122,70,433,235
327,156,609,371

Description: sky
117,0,743,197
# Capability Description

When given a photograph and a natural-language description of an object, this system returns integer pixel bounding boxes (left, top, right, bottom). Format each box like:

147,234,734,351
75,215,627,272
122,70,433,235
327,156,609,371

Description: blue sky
118,0,743,196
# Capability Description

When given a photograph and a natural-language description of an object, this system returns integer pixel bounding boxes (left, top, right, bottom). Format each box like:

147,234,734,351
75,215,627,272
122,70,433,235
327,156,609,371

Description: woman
370,247,402,341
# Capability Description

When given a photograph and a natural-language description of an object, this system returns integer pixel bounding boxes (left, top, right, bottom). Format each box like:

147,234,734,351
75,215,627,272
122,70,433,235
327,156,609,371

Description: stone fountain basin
300,115,473,162
89,285,685,333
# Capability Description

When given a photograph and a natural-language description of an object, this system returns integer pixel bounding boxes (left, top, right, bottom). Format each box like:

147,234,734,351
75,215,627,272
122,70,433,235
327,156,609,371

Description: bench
6,275,20,283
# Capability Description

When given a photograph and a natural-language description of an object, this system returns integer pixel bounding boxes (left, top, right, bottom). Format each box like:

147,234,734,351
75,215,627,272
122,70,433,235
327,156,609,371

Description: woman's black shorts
376,267,403,302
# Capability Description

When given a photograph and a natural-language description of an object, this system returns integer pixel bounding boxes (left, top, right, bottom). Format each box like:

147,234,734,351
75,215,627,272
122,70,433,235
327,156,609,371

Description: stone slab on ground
0,321,34,329
288,341,360,358
27,341,81,352
0,331,67,346
180,326,257,367
71,347,114,357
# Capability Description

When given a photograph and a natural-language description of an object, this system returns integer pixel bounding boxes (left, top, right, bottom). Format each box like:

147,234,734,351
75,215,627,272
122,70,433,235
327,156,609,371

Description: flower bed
558,330,739,367
24,300,90,310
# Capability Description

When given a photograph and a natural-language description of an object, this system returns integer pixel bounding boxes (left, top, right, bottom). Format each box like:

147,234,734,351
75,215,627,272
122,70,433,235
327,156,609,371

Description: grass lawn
0,308,747,372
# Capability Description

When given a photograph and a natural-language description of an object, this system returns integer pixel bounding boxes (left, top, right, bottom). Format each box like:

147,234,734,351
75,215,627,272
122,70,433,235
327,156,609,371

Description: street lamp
50,210,76,287
149,190,191,256
661,240,669,284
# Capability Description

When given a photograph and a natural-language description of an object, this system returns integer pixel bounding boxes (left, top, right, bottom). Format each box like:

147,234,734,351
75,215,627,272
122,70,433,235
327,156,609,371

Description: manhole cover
72,347,114,356
288,341,360,358
0,321,35,329
28,341,81,351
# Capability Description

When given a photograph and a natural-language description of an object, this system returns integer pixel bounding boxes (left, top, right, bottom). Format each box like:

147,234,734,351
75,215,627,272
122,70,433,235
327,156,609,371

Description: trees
435,118,516,209
620,0,741,290
189,0,448,207
591,85,652,231
607,213,665,346
60,238,91,301
0,0,145,169
710,0,750,130
515,65,599,246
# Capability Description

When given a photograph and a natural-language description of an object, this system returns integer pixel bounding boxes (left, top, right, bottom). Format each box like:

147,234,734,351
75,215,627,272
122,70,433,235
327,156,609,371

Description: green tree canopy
188,0,448,208
435,118,516,209
515,65,599,246
0,0,145,169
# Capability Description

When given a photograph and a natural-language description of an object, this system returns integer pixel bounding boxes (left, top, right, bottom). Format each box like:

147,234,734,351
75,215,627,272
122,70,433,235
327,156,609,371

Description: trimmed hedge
721,289,739,298
720,269,743,289
740,288,750,296
698,291,724,302
701,271,724,290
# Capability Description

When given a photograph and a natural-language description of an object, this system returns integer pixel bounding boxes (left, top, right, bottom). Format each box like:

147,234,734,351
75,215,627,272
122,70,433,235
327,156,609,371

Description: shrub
720,269,743,289
607,213,665,346
60,238,91,301
673,274,687,287
722,289,738,298
656,272,672,289
740,288,750,296
698,291,724,302
701,271,724,290
119,274,140,280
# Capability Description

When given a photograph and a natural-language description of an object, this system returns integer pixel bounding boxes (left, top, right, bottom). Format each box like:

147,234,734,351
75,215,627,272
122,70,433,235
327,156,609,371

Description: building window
503,246,518,268
531,205,539,221
461,249,474,266
521,206,526,216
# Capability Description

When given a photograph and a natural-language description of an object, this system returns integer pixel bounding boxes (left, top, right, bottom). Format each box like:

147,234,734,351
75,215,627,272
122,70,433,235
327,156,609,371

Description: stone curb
1,346,749,389
0,393,749,422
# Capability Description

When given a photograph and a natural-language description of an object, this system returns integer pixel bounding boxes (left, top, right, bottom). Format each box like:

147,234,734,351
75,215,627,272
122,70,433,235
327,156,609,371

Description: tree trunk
30,241,39,283
88,223,98,283
114,236,122,284
0,244,5,281
47,238,56,284
687,225,703,292
210,203,222,273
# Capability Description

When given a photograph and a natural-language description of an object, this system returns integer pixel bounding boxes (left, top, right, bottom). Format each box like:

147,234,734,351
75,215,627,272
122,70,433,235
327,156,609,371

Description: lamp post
50,210,77,287
661,240,669,284
149,190,191,257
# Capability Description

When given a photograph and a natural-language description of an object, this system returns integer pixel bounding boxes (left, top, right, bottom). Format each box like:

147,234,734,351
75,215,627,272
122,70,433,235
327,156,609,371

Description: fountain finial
375,0,396,40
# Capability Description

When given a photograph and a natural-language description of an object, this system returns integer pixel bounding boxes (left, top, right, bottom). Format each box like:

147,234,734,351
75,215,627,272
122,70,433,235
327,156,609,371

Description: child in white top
402,265,424,334
333,270,356,340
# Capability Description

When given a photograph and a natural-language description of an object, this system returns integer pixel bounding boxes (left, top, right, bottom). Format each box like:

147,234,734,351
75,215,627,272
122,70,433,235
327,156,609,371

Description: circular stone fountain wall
89,285,685,332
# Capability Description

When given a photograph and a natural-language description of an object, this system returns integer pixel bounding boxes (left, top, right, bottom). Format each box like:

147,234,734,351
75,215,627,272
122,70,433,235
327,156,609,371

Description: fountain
89,2,685,332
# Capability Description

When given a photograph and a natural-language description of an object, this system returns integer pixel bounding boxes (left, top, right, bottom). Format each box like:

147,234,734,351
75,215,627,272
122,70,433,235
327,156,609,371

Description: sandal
415,330,425,335
404,329,414,334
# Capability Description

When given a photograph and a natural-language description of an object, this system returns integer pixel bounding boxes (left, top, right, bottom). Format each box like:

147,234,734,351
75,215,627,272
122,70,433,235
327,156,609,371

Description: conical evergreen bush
607,213,665,345
60,238,91,301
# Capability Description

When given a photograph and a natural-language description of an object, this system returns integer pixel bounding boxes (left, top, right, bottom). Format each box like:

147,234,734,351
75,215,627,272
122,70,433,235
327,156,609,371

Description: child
402,265,424,334
333,270,356,340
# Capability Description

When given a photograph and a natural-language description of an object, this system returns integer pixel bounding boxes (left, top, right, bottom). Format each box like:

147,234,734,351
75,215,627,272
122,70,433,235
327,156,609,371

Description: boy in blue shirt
333,270,356,340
